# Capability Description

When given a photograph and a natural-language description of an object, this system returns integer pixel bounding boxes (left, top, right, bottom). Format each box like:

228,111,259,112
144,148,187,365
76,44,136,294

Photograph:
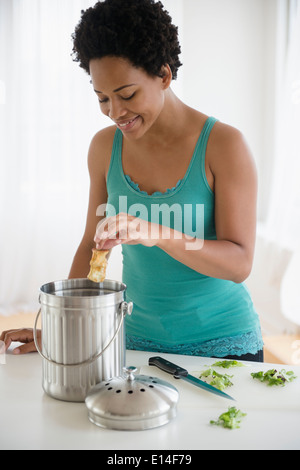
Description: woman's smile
116,115,141,132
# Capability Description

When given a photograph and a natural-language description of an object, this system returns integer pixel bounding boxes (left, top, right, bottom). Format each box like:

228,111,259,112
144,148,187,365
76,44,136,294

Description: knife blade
148,356,235,401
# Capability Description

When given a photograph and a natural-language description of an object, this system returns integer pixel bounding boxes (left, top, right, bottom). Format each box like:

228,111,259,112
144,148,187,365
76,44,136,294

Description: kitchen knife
149,356,235,401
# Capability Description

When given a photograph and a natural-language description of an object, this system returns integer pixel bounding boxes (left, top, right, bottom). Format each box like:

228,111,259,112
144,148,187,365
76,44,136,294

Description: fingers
94,214,131,250
96,238,123,251
0,328,40,354
94,213,160,250
12,340,39,355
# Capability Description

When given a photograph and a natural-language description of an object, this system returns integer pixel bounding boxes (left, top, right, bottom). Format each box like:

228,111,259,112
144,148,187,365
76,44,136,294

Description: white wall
179,0,277,222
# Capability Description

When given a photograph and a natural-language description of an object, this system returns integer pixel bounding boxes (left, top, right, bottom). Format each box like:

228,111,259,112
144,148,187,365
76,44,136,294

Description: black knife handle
148,356,188,378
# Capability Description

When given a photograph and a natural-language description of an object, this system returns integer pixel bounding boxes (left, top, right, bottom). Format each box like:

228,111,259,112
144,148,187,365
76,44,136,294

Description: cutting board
140,357,300,411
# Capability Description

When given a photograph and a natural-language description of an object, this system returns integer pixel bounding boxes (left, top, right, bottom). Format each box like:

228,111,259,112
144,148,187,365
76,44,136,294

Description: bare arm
69,127,114,278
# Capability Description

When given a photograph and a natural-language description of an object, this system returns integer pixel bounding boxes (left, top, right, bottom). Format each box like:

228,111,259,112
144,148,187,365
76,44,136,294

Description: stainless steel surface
36,278,132,403
85,366,179,431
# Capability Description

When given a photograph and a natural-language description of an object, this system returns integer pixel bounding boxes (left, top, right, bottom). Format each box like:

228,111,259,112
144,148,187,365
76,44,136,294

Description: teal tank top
106,117,263,357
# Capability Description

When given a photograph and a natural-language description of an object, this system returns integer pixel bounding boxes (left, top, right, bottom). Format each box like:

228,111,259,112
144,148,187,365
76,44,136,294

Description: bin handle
33,301,133,368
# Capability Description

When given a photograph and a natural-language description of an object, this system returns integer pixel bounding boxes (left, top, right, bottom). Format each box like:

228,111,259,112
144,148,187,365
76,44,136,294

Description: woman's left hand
94,213,161,250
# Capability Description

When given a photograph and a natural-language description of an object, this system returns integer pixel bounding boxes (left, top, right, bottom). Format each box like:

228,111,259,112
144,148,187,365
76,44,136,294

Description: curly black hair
72,0,182,80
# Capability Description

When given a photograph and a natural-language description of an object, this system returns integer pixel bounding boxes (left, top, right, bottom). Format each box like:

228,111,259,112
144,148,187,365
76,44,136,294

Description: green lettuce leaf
199,367,234,391
210,407,247,430
251,369,297,386
211,360,244,369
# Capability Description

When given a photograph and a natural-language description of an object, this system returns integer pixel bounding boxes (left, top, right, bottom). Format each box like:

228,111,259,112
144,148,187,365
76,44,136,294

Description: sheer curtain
0,0,110,314
0,0,183,315
277,0,300,328
264,0,300,251
261,0,300,327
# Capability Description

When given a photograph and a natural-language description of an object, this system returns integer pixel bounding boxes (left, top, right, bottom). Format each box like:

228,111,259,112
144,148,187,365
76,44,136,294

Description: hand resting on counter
0,328,41,355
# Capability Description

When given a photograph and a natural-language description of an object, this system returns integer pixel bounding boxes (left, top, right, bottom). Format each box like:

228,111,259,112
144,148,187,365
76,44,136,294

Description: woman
1,0,264,361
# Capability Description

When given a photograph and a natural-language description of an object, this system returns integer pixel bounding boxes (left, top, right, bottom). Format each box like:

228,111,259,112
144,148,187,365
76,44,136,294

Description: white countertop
0,349,300,450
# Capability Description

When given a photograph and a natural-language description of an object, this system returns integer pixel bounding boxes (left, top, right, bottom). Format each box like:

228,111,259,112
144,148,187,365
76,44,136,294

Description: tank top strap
107,127,123,185
194,116,218,172
183,116,218,194
199,116,218,148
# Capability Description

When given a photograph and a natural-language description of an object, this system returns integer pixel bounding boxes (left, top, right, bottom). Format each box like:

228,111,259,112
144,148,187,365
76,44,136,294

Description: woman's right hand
0,328,41,355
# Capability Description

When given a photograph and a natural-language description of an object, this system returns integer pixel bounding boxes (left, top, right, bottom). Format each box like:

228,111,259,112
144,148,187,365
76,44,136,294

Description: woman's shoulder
211,120,246,146
87,125,117,178
207,119,255,174
186,108,246,148
90,125,117,153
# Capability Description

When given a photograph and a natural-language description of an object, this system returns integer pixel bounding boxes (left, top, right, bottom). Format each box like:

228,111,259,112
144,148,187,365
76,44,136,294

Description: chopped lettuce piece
211,360,244,369
251,369,297,386
199,367,233,391
210,407,247,430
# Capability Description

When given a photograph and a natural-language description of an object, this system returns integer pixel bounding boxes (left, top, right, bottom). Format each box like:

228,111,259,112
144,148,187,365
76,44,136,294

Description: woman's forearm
94,214,254,283
157,230,253,283
68,241,93,279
